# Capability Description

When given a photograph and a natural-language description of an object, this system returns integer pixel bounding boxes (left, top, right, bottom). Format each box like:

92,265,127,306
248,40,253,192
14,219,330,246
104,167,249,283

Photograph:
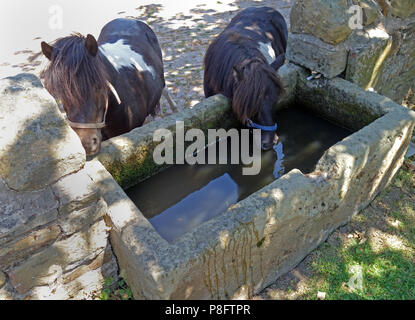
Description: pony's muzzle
74,128,102,156
86,135,101,155
261,131,279,151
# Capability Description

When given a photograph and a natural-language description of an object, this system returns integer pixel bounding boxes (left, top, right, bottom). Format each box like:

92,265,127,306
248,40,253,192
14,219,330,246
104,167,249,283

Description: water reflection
150,173,238,243
146,141,285,243
273,142,285,179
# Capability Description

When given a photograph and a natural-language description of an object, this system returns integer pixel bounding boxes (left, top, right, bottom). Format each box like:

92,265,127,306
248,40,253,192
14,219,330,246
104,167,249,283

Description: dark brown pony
204,7,288,150
41,18,174,155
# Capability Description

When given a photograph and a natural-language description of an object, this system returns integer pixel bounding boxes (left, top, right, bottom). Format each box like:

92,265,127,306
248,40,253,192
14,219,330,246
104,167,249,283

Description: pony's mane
41,33,109,108
204,31,283,123
232,61,283,122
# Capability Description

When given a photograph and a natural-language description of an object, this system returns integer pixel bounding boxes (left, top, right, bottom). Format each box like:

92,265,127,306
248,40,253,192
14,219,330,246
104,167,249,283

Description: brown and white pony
41,18,176,155
204,7,288,150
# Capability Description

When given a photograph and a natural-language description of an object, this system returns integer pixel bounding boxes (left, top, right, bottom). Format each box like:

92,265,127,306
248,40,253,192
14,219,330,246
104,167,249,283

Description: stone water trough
85,63,415,299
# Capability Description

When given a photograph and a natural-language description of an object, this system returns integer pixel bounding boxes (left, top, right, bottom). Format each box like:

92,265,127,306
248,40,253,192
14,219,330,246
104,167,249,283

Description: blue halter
246,118,278,132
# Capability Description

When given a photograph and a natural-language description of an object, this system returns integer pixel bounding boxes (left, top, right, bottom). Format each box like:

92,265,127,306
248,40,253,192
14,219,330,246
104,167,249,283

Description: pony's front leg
163,87,178,112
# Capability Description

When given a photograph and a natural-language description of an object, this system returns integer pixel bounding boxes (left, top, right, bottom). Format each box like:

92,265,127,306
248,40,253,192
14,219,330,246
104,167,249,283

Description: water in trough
126,105,352,242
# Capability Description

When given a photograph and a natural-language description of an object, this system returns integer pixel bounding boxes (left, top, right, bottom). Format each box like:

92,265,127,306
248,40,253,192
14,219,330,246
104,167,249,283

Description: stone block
359,0,381,25
29,268,105,300
8,220,108,294
389,0,415,18
0,73,85,192
290,0,353,45
85,159,146,233
374,22,415,103
287,33,348,78
52,169,100,215
345,28,391,90
0,225,61,268
0,283,14,300
346,22,415,104
0,178,58,245
58,198,107,236
0,271,5,288
62,251,105,284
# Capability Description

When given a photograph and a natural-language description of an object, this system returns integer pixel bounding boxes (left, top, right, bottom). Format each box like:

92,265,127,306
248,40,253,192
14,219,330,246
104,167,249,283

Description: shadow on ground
257,158,415,300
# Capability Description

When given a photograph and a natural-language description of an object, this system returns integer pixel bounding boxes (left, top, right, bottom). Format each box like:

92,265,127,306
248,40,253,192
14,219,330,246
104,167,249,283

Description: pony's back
204,6,287,99
229,6,288,50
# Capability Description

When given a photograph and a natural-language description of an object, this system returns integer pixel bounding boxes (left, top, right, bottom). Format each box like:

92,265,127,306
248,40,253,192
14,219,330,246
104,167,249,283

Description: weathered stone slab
359,0,380,25
290,0,353,45
374,22,415,104
0,271,5,288
62,251,105,284
289,0,414,104
345,19,415,104
287,33,348,78
0,225,61,268
58,198,107,236
0,283,14,300
29,268,105,300
0,178,58,246
0,73,111,300
346,28,391,90
8,220,108,294
52,169,100,215
85,160,144,234
389,0,415,18
277,63,300,106
0,73,85,192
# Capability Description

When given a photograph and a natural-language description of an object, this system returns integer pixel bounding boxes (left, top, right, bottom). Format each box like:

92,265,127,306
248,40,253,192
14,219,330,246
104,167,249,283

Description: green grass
299,158,415,300
98,277,133,301
305,240,415,300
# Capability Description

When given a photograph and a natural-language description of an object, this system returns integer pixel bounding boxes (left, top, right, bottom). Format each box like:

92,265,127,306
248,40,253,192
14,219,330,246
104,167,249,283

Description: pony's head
41,33,111,156
232,58,284,151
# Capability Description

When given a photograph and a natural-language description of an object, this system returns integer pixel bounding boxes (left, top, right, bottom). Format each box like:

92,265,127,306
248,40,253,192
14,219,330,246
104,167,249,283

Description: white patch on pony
99,39,156,78
257,42,276,65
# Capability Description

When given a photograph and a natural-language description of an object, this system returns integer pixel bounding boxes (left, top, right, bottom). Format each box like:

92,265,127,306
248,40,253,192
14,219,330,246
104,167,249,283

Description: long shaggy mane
204,31,284,123
41,33,109,108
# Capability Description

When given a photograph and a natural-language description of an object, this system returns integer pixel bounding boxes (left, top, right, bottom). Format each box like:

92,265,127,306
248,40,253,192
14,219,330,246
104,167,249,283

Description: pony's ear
41,41,54,60
85,34,98,57
270,54,286,71
233,66,244,82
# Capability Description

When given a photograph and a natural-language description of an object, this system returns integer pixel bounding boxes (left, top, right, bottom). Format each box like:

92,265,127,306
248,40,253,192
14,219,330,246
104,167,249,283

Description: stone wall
0,74,117,300
287,0,415,105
